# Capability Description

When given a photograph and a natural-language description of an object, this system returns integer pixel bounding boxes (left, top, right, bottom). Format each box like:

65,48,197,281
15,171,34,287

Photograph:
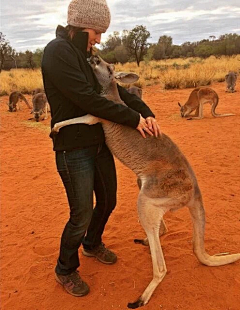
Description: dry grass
115,55,240,89
1,55,239,95
21,120,50,132
0,69,43,96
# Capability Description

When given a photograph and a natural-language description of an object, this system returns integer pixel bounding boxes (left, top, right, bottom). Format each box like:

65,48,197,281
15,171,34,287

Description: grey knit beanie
67,0,111,33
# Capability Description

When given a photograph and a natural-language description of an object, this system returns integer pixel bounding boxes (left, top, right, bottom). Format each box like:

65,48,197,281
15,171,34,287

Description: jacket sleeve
117,85,155,119
42,41,140,128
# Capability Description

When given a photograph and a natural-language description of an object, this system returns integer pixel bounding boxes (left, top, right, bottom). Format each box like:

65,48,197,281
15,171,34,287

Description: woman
41,0,160,297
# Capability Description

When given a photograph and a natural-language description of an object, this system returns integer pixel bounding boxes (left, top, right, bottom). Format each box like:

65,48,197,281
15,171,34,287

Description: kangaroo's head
89,55,139,91
178,102,192,117
9,102,17,112
178,102,186,117
34,111,43,122
9,103,14,112
89,55,115,89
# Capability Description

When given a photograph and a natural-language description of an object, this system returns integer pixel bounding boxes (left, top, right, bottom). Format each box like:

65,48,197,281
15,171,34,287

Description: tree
171,45,182,58
122,25,150,66
157,35,173,58
153,44,164,60
101,31,122,52
181,41,195,58
25,50,36,69
114,45,129,64
33,48,44,67
218,33,240,55
98,49,117,63
209,35,216,41
194,44,214,58
0,32,14,72
144,44,156,62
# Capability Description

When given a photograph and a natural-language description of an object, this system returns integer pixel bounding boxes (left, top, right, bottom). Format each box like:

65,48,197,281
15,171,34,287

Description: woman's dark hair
65,25,84,40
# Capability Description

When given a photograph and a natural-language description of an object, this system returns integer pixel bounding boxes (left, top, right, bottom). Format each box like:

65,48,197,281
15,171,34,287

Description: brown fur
178,87,235,120
52,56,240,308
225,71,237,93
8,91,31,112
32,93,48,122
127,86,142,99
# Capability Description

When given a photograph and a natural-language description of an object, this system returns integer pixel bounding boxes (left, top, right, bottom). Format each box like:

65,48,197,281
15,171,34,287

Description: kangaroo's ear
114,72,139,84
178,102,182,107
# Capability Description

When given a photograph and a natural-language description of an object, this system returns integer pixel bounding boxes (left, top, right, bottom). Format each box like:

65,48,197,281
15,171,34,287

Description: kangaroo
127,86,142,99
225,71,237,93
31,92,48,122
178,87,235,120
51,56,240,308
32,88,45,96
8,91,31,112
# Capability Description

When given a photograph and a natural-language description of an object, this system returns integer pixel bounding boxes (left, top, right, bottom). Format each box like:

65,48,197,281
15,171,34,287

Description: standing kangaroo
52,56,240,308
225,71,237,93
8,91,31,112
178,87,235,120
32,92,48,122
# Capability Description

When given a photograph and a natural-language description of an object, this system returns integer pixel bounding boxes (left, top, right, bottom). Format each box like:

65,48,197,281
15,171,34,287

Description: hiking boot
82,243,117,264
55,270,89,297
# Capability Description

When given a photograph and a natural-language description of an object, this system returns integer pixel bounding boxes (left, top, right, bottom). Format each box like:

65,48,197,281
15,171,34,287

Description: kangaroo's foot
134,220,167,247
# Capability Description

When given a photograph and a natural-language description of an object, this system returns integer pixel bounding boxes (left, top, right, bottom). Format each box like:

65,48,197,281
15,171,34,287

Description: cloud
1,0,240,51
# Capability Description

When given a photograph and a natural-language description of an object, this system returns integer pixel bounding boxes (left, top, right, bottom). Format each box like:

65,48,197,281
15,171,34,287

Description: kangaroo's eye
96,58,101,65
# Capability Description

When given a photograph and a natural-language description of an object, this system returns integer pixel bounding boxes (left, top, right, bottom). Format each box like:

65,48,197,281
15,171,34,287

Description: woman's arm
117,84,155,118
42,40,140,129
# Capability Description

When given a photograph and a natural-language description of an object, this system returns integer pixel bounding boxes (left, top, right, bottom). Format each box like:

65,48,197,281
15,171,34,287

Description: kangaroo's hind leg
134,177,167,247
187,102,204,120
128,192,170,309
134,219,167,246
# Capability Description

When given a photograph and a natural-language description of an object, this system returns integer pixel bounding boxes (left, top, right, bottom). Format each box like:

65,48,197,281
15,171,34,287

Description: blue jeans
55,143,117,275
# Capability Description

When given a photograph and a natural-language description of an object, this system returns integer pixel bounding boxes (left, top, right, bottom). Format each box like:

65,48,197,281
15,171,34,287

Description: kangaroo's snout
34,111,41,122
89,55,101,67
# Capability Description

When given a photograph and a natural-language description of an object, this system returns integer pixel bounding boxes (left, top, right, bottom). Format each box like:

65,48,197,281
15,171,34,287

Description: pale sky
1,0,240,52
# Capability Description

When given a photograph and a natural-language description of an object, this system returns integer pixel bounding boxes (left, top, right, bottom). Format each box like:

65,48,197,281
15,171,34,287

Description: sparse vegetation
115,55,240,89
0,55,239,95
0,69,43,95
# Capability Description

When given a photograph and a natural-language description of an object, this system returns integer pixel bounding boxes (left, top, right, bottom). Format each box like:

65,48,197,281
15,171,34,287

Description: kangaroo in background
31,92,48,122
32,88,45,96
178,87,235,120
8,91,31,112
225,71,237,92
51,56,240,308
127,85,142,99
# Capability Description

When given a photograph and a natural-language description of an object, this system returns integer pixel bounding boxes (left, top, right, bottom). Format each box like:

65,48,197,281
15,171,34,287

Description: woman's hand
146,116,161,137
136,115,154,138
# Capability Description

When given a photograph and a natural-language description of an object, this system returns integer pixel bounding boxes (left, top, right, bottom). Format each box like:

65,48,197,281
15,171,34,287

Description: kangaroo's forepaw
51,129,58,135
51,125,59,134
134,238,149,246
128,298,144,309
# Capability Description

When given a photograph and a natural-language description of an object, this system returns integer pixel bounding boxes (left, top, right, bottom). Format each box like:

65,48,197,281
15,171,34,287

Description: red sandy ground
0,81,240,310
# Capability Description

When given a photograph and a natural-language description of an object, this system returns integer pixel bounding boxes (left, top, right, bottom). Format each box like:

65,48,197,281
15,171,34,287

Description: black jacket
41,25,155,151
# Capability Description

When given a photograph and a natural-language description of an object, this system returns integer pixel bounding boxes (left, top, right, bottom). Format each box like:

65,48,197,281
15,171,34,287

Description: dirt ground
0,81,240,310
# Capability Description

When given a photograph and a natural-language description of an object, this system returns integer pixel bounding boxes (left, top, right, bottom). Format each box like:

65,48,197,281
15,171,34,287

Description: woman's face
82,29,102,51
